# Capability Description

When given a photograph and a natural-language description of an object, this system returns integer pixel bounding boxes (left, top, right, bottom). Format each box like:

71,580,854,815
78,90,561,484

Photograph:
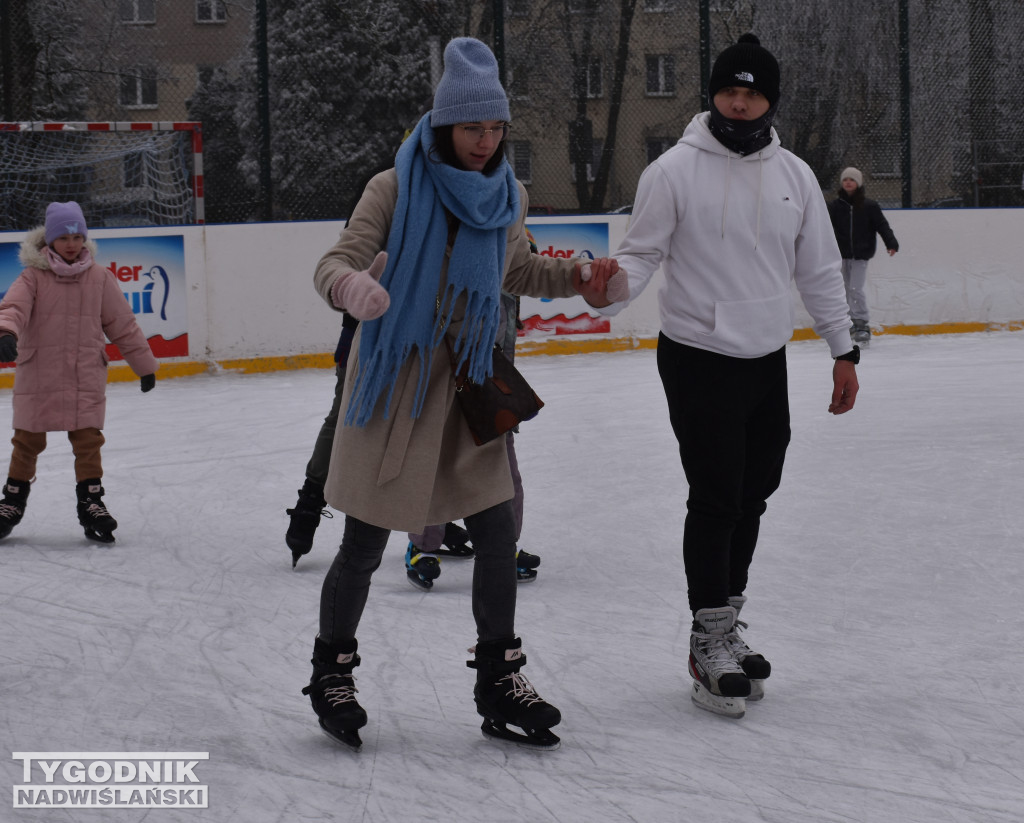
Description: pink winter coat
0,227,159,432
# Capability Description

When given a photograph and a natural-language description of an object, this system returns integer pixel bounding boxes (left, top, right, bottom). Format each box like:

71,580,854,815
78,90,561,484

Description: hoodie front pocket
699,292,794,354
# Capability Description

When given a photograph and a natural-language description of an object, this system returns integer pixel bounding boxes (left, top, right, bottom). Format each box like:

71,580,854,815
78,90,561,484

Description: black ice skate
727,595,771,701
301,637,367,751
0,477,30,539
516,548,540,583
286,479,331,567
75,479,117,543
435,521,475,558
405,543,441,591
689,606,751,719
468,637,561,749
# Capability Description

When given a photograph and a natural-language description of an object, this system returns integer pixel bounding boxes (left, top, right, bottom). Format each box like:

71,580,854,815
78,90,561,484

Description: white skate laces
726,619,756,658
692,630,745,676
498,672,546,707
320,675,359,707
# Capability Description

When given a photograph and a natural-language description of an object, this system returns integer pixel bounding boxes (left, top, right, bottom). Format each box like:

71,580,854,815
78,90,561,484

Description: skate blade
405,570,434,591
747,679,765,702
480,719,560,750
516,569,538,583
691,681,745,718
84,529,116,544
435,545,474,558
319,721,362,752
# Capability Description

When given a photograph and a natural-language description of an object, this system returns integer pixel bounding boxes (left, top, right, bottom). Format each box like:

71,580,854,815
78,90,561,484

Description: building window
585,56,602,99
119,70,158,108
643,0,679,10
119,0,155,23
507,141,532,184
196,0,227,23
570,138,605,183
646,54,676,96
646,137,675,164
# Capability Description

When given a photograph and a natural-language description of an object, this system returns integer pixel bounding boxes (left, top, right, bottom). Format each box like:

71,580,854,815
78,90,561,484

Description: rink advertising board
0,234,188,361
521,222,611,336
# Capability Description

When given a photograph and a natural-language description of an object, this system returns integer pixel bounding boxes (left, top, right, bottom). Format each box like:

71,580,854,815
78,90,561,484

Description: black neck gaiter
708,103,778,156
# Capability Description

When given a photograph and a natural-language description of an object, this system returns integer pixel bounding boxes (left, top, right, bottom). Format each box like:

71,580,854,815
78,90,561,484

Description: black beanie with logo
708,33,780,107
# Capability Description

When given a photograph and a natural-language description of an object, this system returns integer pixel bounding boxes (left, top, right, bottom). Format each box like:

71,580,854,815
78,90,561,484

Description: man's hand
828,361,859,414
572,258,628,308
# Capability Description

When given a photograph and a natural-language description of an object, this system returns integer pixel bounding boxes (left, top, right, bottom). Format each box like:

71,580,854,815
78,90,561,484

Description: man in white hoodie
594,34,859,718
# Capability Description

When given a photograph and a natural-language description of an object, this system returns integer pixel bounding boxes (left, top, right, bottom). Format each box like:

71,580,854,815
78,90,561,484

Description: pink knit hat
44,201,88,244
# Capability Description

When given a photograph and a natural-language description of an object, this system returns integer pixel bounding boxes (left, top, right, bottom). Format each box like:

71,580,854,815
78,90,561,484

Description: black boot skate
405,543,441,590
286,479,330,567
76,479,117,543
0,477,31,539
301,637,367,751
468,637,561,749
436,521,474,557
515,548,540,582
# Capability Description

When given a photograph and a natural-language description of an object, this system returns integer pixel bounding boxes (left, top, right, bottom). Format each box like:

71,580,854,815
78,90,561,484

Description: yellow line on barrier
0,323,1020,389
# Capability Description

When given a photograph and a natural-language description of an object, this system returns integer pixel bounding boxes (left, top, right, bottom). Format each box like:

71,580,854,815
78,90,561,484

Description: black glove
0,334,17,362
140,373,156,393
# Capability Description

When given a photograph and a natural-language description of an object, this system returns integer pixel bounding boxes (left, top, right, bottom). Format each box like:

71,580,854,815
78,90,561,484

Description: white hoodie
608,111,852,358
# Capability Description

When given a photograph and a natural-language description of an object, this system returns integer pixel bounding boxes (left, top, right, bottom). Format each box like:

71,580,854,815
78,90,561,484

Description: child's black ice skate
405,543,441,590
0,477,30,539
302,638,367,751
75,479,117,543
435,521,474,558
286,478,330,567
516,548,540,583
468,638,561,749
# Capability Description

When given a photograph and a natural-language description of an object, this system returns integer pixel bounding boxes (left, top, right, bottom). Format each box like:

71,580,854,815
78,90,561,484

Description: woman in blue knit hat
301,37,624,750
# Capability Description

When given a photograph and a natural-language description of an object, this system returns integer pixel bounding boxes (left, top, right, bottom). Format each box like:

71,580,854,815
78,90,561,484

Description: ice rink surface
2,331,1023,822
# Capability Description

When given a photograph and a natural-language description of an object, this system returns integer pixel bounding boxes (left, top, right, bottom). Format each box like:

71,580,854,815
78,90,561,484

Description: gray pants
841,258,870,322
319,499,519,644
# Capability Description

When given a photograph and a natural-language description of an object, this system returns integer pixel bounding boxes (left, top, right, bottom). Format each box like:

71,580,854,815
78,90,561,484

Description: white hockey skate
727,595,771,702
688,606,750,719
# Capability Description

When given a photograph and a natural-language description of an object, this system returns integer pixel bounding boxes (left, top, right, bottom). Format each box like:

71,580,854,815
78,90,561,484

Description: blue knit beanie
430,37,510,127
44,201,88,244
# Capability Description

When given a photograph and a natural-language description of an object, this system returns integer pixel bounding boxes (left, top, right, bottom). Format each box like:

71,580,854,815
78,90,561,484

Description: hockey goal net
0,121,204,231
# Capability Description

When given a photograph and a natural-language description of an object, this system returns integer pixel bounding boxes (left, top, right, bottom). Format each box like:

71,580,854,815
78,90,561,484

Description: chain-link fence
1,0,1022,228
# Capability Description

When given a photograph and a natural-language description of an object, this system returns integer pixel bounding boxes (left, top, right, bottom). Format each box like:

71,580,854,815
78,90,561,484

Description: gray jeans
319,499,519,645
841,258,870,322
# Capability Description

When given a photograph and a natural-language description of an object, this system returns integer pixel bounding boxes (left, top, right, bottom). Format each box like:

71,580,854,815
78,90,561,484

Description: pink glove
330,251,390,320
579,262,630,304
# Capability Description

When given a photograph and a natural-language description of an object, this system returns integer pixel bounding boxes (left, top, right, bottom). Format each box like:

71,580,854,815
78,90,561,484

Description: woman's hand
330,252,391,320
573,258,629,308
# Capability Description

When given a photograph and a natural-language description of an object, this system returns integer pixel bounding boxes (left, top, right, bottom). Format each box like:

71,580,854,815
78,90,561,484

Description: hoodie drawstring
720,151,765,251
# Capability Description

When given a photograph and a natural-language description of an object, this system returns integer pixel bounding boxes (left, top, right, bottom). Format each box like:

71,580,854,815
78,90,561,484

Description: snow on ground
2,331,1023,822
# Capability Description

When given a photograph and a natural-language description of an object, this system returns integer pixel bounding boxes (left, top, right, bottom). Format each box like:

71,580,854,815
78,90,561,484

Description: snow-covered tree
229,0,438,220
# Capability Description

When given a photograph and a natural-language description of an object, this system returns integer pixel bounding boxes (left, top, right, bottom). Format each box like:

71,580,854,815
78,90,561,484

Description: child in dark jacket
0,201,158,542
827,167,900,346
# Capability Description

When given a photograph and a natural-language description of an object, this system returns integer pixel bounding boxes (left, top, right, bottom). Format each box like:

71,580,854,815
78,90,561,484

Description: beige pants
8,428,105,482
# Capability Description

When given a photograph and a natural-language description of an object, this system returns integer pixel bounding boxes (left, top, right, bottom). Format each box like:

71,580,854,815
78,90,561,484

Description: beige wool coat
313,169,578,533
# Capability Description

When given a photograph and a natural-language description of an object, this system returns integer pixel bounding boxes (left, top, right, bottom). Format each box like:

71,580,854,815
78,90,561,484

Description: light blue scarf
345,114,520,427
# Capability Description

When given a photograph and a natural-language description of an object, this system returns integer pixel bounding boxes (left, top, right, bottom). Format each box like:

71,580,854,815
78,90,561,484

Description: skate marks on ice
2,338,1024,822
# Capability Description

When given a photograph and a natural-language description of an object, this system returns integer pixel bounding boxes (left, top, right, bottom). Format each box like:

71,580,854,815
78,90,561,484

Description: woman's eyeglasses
458,124,511,141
